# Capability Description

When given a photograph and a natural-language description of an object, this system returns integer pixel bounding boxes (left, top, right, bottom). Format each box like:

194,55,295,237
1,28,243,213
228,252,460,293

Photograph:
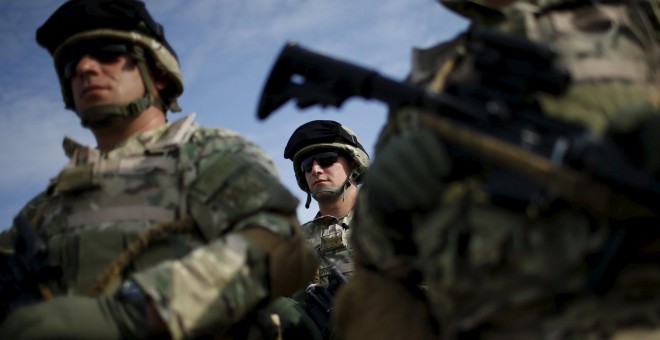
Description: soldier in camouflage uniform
0,0,316,339
335,0,660,339
284,120,369,282
269,120,369,339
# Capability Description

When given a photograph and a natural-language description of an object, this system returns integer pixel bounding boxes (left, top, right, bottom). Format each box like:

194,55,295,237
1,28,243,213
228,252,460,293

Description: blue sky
0,0,467,230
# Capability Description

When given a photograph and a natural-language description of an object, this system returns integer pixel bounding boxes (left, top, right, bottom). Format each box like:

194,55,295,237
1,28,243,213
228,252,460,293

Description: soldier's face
304,152,352,196
68,45,145,113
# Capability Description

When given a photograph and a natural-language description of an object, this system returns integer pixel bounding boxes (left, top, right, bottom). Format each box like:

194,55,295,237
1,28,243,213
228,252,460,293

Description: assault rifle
257,28,660,219
305,266,348,339
0,215,60,322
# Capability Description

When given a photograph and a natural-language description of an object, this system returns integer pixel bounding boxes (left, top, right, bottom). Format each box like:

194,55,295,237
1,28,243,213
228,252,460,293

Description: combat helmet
36,0,183,128
438,0,576,24
437,0,509,24
284,120,369,208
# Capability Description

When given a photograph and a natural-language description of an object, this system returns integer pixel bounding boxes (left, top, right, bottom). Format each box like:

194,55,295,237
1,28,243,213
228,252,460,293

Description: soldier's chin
312,187,340,203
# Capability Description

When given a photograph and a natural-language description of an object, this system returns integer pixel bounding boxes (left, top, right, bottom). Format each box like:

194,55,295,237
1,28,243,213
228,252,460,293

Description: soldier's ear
154,72,170,91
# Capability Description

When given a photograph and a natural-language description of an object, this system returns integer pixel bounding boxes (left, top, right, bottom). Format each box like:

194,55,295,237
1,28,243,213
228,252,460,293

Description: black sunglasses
300,152,340,173
62,43,131,80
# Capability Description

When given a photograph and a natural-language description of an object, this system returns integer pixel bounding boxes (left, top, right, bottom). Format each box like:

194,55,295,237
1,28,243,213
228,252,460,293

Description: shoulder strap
146,113,198,154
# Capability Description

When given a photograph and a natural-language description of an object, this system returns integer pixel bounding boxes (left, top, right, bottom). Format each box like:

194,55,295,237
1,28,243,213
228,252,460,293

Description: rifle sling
416,111,656,220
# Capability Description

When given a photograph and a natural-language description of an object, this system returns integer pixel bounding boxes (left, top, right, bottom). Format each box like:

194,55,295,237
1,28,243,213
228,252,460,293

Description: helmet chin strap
76,45,166,129
306,167,364,209
77,96,164,128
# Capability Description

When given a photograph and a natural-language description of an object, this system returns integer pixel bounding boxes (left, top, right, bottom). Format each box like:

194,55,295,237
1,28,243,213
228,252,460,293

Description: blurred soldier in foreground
335,0,660,338
269,120,369,339
0,0,316,339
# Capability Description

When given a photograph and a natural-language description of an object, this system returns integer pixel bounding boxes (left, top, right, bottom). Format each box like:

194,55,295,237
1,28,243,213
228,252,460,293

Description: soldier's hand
364,129,451,221
0,295,155,339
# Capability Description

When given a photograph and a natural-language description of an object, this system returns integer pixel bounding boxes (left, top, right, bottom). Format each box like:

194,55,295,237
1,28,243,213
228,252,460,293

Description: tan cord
87,218,196,297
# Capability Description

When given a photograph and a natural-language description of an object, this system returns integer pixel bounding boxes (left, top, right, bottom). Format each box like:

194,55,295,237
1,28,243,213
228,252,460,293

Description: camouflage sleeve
132,128,317,338
0,192,49,254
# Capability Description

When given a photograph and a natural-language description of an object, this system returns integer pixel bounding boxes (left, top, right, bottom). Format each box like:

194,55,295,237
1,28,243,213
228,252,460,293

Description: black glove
0,281,157,340
609,114,660,179
364,129,452,225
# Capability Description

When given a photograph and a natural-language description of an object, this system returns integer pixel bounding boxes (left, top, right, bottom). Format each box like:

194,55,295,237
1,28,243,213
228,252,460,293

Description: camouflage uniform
302,210,355,284
268,120,368,339
340,0,660,339
0,1,316,339
11,114,309,338
266,201,356,340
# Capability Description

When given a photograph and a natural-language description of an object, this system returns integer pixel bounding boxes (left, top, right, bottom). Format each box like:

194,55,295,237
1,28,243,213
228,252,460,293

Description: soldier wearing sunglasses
0,0,317,339
284,120,369,279
266,120,369,339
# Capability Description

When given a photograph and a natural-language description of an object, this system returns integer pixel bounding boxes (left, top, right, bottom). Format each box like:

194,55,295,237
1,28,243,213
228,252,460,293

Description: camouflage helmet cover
35,0,183,111
284,120,370,193
437,0,573,22
437,0,509,23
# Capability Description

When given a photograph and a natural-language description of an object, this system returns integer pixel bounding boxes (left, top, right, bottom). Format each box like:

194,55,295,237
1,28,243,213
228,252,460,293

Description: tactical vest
508,0,659,134
395,1,660,337
432,0,660,134
400,0,660,210
36,114,200,295
302,210,355,285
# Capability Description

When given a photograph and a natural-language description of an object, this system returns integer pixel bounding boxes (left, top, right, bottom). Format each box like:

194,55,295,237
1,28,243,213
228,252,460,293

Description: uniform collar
62,113,197,160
